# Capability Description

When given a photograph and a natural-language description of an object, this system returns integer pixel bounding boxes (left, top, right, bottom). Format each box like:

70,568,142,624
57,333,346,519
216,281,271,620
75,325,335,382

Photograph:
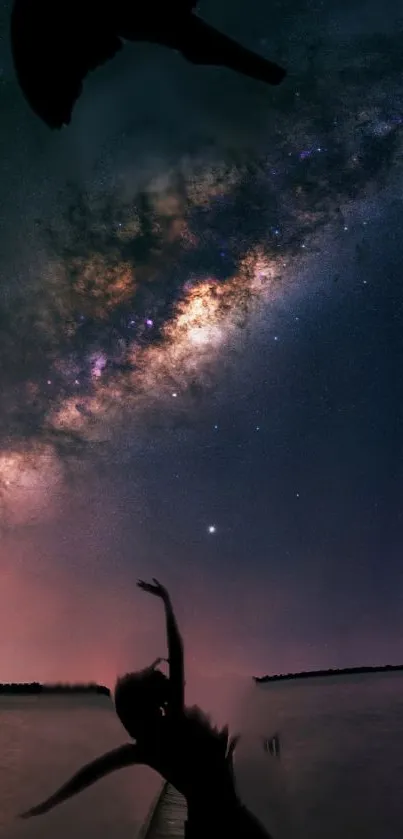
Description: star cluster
1,19,403,522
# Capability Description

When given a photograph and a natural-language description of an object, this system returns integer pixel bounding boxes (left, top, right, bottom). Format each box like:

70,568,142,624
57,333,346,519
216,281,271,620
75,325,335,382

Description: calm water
237,671,403,839
0,694,162,839
0,673,402,838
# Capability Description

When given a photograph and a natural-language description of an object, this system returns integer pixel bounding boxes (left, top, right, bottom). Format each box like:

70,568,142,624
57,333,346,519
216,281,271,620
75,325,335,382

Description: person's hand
150,656,169,670
137,578,169,601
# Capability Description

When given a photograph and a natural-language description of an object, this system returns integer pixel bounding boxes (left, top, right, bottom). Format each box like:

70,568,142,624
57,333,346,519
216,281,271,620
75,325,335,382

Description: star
208,525,216,534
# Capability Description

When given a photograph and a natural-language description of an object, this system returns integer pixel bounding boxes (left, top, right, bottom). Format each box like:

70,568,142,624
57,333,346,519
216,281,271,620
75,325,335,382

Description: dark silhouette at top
18,578,273,838
10,0,287,129
254,664,403,684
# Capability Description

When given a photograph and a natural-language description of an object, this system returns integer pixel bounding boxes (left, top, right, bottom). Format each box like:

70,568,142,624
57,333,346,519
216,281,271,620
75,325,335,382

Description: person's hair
114,666,170,740
184,705,240,776
179,706,241,810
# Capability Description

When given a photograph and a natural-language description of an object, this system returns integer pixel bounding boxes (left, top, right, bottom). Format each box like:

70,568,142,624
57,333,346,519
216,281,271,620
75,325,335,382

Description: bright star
208,525,216,534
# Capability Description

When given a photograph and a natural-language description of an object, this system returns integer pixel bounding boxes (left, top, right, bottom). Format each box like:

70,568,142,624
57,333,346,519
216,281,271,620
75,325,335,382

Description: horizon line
253,663,403,683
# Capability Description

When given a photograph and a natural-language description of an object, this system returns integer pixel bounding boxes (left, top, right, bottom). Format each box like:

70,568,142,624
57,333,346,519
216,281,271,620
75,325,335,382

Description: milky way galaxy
0,0,401,726
1,3,403,528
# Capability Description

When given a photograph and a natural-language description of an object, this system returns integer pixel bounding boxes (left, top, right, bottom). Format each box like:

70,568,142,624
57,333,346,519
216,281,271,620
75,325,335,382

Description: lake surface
237,671,403,839
0,694,162,839
0,672,402,838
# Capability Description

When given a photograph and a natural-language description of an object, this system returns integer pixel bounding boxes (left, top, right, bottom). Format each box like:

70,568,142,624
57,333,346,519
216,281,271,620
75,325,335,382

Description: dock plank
141,782,187,839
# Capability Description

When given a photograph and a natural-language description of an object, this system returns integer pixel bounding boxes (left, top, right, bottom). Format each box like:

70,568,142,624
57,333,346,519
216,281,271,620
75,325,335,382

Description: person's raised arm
137,578,184,716
18,743,141,819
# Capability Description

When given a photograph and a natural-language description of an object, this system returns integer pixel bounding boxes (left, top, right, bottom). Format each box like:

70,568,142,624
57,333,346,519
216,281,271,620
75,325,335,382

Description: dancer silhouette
18,578,273,837
10,0,287,128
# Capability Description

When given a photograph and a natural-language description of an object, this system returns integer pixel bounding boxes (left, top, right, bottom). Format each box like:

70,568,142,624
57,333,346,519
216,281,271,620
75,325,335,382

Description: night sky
0,0,402,708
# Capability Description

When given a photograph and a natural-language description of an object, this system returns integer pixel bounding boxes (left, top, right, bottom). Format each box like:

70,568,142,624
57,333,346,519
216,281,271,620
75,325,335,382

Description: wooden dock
138,782,187,839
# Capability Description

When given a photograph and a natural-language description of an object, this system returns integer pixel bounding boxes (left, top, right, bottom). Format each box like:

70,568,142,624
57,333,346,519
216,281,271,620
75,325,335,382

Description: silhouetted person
10,0,287,128
18,578,273,838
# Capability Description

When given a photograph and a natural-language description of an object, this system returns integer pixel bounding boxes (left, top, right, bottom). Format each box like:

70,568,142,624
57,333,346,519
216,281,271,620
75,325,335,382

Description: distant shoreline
3,665,403,693
0,682,111,695
254,664,403,683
